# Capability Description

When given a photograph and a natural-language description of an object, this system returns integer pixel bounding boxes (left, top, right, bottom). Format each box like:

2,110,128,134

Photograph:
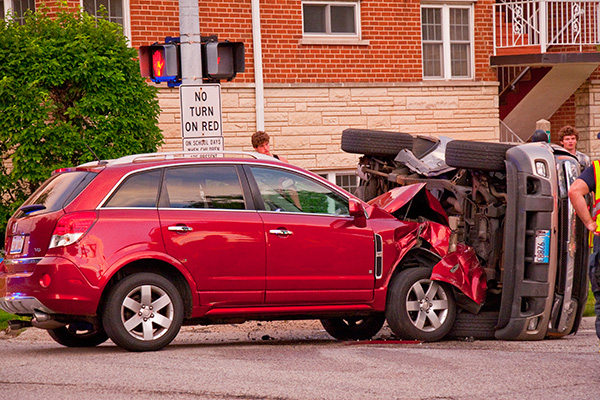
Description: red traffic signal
139,43,180,83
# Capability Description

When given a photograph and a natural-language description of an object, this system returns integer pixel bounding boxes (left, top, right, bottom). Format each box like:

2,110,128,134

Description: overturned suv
342,128,589,340
3,151,493,351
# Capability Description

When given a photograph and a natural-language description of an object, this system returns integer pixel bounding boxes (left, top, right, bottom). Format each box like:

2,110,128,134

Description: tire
445,140,515,172
321,314,386,341
447,311,498,340
341,129,413,158
47,322,109,347
386,267,456,341
102,273,184,352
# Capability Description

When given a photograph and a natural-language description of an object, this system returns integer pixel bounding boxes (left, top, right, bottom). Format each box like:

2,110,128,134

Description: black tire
447,311,498,340
386,267,456,341
48,322,109,347
102,273,184,352
321,314,386,341
445,140,515,172
341,129,413,158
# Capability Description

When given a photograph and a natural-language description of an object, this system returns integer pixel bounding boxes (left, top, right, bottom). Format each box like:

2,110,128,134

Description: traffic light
139,43,180,84
202,41,245,81
139,38,245,83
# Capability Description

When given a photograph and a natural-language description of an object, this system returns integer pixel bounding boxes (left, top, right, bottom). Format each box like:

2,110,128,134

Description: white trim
301,0,361,40
421,3,475,81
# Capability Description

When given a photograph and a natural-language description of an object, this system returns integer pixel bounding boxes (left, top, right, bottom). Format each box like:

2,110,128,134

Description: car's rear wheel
48,321,109,347
102,273,184,352
341,128,413,158
386,267,456,341
445,140,515,172
321,314,385,341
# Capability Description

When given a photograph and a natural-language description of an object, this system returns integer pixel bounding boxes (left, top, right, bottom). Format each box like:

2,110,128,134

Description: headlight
535,161,548,178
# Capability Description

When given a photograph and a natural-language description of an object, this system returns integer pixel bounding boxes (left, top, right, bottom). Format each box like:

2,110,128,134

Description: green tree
0,4,163,238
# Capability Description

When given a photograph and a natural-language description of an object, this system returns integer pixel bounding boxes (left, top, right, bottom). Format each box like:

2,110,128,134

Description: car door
159,164,266,307
247,165,375,305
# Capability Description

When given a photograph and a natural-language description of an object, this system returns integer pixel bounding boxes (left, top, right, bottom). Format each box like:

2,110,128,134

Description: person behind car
559,125,590,168
251,131,289,163
568,164,600,350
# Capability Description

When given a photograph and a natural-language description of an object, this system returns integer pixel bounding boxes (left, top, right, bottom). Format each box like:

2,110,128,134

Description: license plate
534,230,550,263
9,235,24,255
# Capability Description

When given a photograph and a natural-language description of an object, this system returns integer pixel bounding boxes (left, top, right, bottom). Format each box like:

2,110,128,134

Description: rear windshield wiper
19,204,46,214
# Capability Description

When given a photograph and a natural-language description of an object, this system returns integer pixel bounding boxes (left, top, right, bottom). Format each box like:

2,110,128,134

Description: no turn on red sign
180,84,224,152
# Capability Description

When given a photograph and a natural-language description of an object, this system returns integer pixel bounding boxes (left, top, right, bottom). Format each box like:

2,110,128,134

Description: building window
421,4,473,79
83,0,123,25
319,171,358,195
82,0,130,39
3,0,35,25
302,1,359,37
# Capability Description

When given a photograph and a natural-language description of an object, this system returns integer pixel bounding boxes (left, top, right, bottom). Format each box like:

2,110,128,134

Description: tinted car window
164,165,246,210
250,166,349,215
104,169,162,208
17,171,97,216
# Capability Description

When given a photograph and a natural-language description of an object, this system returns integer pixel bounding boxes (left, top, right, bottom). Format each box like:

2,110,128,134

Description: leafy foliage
0,4,163,239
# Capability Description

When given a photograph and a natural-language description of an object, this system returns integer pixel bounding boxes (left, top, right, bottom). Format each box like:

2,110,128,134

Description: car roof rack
78,151,276,167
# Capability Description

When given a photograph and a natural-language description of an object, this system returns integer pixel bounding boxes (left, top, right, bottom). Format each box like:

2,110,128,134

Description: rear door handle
168,225,193,233
269,229,293,236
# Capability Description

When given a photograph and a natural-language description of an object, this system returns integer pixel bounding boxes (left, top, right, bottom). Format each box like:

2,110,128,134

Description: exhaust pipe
31,311,65,330
8,320,33,330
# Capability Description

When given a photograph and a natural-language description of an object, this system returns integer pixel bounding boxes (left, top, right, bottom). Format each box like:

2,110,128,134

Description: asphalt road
1,318,599,400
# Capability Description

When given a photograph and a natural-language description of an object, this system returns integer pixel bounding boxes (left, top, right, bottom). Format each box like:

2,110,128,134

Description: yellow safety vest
590,160,600,246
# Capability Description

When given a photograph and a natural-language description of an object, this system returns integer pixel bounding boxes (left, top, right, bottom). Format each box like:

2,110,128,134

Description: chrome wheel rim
405,278,449,332
120,284,174,341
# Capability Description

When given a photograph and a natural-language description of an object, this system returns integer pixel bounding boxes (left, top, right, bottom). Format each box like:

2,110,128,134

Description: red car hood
368,183,448,225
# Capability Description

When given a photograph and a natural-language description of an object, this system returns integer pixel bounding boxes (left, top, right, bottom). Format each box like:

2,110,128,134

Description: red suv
1,151,471,351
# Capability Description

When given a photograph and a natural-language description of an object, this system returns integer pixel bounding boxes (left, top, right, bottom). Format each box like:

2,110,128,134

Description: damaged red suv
1,152,482,351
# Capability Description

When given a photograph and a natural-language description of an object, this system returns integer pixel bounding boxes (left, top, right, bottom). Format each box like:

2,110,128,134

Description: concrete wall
157,81,499,172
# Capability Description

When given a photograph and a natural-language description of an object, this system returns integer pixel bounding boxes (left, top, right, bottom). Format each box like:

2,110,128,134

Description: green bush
0,4,163,238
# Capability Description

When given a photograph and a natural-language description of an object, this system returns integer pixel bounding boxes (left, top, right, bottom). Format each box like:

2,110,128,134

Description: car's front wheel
321,314,385,341
47,321,109,347
386,267,456,341
102,273,184,352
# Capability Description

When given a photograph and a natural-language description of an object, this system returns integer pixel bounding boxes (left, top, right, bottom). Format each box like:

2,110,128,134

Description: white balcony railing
494,0,600,54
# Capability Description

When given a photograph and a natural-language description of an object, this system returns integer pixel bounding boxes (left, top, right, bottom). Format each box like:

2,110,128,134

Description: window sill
301,37,370,46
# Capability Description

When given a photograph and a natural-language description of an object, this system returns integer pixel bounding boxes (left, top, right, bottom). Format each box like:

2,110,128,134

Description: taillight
49,211,98,249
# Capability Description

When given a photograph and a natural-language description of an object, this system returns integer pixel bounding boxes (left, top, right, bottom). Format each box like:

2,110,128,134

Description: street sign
180,84,223,139
182,136,224,156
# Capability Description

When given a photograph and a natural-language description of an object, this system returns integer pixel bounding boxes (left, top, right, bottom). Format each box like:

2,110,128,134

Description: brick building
4,0,600,189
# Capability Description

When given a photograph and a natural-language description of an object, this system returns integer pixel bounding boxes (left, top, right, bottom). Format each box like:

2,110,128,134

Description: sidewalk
580,316,596,330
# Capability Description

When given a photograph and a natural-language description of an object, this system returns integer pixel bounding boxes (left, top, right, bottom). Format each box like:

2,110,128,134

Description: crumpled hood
368,183,448,225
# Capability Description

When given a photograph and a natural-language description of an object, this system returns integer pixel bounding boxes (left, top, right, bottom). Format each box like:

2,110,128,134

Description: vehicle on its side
342,129,589,340
2,151,481,351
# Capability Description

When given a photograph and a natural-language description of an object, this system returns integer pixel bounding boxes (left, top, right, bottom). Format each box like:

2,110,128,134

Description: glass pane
423,43,443,77
451,43,470,77
251,167,349,215
1,1,4,20
83,0,96,15
21,172,97,215
331,5,355,34
104,170,162,208
165,166,245,210
450,8,469,41
303,4,326,33
335,174,357,193
421,8,442,41
110,0,123,18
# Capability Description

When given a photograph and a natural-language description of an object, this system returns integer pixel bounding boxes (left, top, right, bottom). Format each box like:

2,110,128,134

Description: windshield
16,171,97,217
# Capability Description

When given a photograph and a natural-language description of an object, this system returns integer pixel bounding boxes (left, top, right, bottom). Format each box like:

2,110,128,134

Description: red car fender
431,243,487,305
389,210,486,306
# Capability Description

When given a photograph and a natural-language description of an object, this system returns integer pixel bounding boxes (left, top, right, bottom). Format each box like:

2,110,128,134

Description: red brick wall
549,94,576,143
126,0,497,84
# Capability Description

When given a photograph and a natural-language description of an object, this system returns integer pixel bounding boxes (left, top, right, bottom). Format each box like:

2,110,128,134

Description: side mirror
349,198,367,228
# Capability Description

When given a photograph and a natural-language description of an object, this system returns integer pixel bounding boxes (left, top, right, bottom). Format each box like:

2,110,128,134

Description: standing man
568,163,600,349
251,131,289,163
559,125,591,168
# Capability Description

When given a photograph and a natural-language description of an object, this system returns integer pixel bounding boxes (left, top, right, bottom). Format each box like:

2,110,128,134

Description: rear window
17,171,98,217
103,169,162,208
